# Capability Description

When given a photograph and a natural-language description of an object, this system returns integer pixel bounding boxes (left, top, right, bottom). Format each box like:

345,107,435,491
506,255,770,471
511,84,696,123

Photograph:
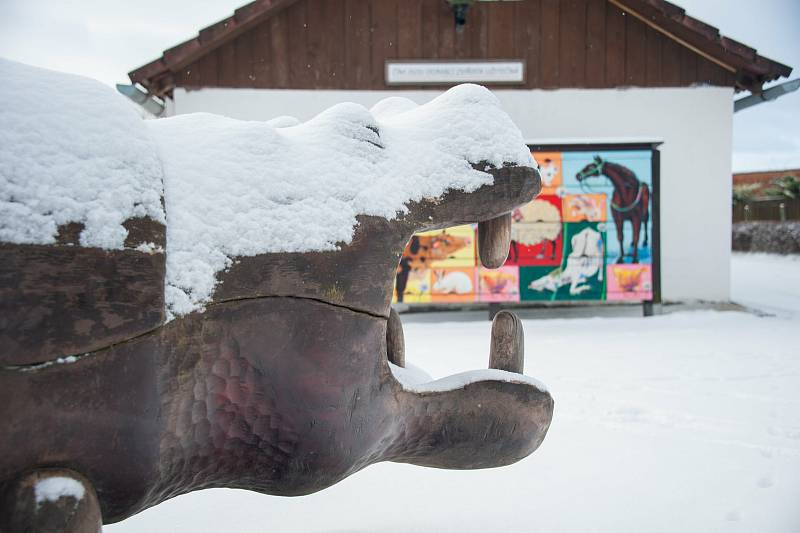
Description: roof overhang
129,0,302,98
611,0,792,92
129,0,793,99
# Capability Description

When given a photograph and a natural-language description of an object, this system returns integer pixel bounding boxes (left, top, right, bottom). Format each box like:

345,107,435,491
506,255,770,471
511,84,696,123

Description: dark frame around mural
527,142,663,311
393,142,662,314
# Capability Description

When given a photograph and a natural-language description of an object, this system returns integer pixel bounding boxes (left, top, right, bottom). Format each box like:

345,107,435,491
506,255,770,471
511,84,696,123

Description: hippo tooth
489,311,524,374
478,213,512,269
386,307,405,368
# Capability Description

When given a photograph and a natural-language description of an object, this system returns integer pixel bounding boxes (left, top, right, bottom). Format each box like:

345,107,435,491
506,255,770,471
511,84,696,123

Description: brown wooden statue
0,61,553,531
0,164,553,531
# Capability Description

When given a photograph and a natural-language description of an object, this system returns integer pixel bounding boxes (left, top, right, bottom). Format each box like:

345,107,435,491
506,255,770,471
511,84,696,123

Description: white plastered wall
170,86,733,302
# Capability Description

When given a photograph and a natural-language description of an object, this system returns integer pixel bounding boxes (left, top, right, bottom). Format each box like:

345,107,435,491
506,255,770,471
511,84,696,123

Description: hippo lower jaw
369,168,554,471
382,301,553,471
378,210,554,470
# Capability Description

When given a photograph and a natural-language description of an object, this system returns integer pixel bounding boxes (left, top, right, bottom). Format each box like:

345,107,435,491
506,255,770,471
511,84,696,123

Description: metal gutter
734,78,800,112
116,84,166,116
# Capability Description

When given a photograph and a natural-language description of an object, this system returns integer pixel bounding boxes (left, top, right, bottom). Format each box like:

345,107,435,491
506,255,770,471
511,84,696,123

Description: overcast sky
0,0,797,172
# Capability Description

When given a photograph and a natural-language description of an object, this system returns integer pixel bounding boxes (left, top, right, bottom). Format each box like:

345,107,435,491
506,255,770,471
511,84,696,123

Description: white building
129,0,792,304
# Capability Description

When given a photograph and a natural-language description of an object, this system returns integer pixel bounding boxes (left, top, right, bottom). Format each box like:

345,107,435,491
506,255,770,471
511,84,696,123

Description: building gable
130,0,791,98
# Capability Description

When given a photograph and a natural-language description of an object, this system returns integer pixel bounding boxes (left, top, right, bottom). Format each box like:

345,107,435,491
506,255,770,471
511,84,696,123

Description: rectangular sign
385,60,526,85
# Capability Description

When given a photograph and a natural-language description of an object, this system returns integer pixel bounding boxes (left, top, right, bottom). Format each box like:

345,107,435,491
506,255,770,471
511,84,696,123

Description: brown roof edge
128,0,301,97
130,0,793,97
734,169,800,178
629,0,792,90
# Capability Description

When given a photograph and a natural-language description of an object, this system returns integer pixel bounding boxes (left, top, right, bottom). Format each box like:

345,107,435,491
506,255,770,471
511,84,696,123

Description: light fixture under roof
446,0,522,32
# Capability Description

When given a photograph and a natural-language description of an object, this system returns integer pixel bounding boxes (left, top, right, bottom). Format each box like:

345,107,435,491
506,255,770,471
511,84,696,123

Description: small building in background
733,168,800,223
733,168,800,199
128,0,792,305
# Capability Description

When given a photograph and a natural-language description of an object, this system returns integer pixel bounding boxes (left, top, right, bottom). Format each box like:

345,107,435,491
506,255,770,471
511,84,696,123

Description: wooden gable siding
173,0,736,91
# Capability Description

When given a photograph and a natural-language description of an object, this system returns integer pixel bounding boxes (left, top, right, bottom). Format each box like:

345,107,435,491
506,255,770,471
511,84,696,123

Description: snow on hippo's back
0,58,164,249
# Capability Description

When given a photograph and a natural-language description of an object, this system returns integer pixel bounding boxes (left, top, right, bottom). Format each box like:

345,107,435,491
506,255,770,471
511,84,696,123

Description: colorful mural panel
562,151,652,265
563,193,607,222
392,147,655,304
421,225,475,269
534,152,562,195
506,195,563,267
394,268,431,303
606,264,653,301
431,268,476,303
478,266,520,303
520,222,607,301
518,266,557,302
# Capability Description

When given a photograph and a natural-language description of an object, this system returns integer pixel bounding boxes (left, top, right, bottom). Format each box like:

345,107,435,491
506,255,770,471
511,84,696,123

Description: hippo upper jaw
211,164,542,319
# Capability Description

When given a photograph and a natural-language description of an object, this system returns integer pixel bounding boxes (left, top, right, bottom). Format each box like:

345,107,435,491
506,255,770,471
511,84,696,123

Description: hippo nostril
488,311,524,374
386,307,405,368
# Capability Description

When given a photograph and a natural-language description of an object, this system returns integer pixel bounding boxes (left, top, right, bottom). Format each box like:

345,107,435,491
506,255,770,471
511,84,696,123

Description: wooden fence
733,198,800,222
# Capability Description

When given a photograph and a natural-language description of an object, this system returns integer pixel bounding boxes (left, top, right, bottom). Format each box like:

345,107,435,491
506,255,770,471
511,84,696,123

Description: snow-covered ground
109,253,800,533
731,253,800,319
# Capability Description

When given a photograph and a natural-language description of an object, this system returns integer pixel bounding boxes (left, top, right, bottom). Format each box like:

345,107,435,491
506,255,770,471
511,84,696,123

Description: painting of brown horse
576,156,650,263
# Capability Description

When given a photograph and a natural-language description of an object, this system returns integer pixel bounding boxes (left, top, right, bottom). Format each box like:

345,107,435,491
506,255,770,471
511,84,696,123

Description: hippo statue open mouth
0,59,553,530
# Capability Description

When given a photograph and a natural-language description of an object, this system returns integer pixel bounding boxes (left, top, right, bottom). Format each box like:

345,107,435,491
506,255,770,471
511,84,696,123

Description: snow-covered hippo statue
0,59,553,531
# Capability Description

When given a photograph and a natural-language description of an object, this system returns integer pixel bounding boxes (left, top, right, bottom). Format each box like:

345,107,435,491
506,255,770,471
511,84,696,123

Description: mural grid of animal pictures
393,148,655,304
